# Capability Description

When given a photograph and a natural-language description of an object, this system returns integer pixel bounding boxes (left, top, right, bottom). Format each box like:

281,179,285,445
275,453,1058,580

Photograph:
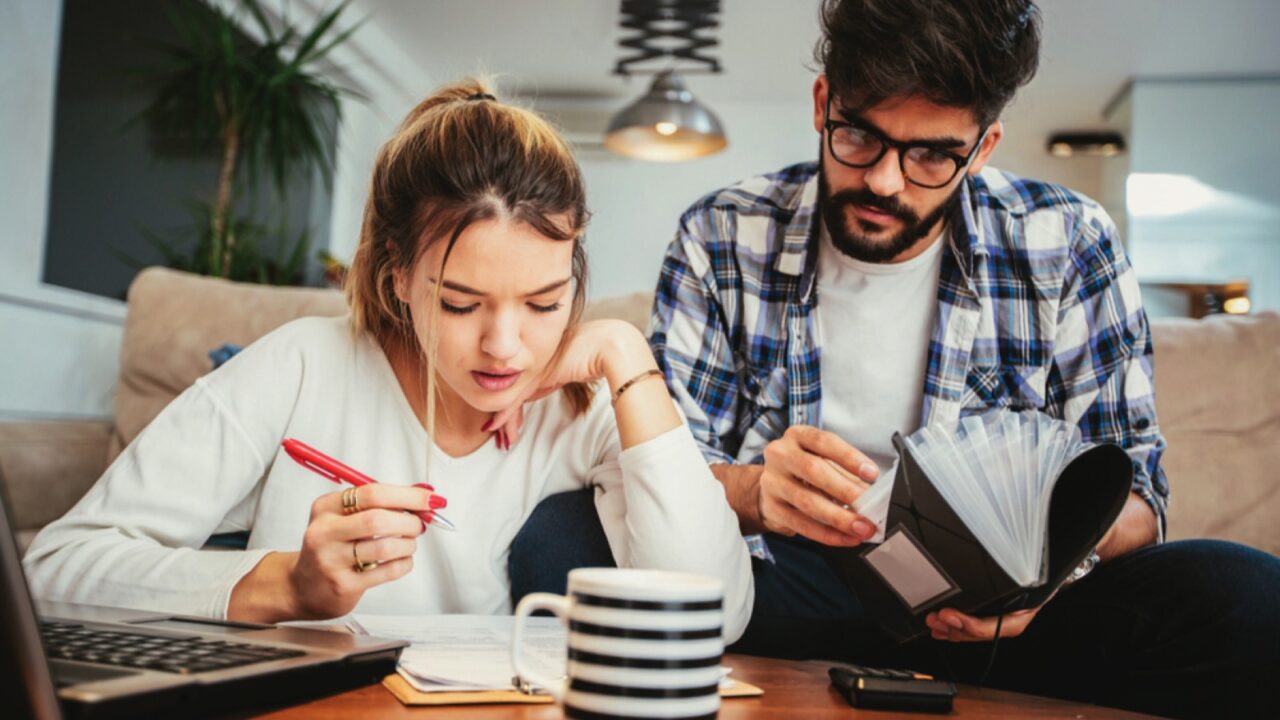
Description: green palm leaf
133,0,362,283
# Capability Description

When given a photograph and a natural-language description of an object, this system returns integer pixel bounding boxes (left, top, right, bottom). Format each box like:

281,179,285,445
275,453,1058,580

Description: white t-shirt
23,316,753,641
815,225,946,476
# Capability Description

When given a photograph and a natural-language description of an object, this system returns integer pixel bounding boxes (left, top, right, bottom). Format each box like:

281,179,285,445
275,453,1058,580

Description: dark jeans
510,489,1280,719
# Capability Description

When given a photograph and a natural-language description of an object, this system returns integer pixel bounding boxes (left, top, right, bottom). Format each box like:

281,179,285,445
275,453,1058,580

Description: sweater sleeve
587,423,755,644
22,357,291,619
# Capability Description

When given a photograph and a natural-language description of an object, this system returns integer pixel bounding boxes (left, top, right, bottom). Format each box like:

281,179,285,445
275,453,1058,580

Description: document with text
351,614,566,693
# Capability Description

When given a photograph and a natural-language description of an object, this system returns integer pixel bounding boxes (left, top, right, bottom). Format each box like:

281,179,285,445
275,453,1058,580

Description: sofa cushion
581,290,653,331
107,271,1280,554
0,420,112,554
110,268,346,462
1151,311,1280,553
584,294,1280,553
110,274,655,465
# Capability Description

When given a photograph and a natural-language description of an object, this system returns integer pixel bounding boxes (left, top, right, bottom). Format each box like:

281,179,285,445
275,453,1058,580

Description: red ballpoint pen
281,438,456,531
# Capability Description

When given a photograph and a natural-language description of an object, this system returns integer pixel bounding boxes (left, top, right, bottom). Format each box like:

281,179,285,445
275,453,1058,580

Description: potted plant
137,0,361,285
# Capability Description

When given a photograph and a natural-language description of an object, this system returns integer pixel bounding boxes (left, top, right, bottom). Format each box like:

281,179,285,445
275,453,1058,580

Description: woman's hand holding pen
484,320,681,450
290,484,444,619
229,484,444,623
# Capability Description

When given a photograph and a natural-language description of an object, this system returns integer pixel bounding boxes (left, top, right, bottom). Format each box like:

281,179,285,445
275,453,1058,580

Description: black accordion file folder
824,412,1133,643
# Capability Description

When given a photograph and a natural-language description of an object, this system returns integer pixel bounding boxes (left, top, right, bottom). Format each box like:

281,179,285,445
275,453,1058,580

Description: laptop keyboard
40,621,306,674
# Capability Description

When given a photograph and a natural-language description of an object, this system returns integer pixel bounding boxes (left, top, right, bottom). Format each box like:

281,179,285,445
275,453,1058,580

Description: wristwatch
1065,549,1101,585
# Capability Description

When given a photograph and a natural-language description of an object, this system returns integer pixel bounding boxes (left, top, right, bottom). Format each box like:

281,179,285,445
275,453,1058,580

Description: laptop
0,487,407,719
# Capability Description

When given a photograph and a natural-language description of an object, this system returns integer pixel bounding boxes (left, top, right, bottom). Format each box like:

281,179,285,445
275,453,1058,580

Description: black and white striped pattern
563,590,723,719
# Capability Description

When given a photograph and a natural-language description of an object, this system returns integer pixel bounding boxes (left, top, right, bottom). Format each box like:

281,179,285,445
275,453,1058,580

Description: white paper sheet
351,614,566,693
852,459,896,543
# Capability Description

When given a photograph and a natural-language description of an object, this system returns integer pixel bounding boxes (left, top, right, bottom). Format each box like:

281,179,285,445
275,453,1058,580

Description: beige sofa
2,267,1277,556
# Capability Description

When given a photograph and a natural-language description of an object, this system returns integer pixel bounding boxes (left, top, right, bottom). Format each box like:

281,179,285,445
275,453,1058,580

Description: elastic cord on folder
931,613,1003,687
973,589,1030,686
977,613,1004,686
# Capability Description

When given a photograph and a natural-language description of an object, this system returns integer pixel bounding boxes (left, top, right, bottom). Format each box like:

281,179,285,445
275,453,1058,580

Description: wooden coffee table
257,653,1160,719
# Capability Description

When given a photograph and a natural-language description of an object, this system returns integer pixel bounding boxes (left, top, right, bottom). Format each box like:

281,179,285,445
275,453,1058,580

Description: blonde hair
345,78,592,438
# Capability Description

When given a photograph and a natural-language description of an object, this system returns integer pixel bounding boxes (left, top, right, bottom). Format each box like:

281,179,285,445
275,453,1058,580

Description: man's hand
921,495,1157,644
925,605,1043,642
757,425,881,546
1096,492,1158,561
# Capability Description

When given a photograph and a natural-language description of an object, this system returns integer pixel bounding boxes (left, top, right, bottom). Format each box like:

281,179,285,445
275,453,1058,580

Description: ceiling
364,0,1280,114
345,0,1280,185
361,0,817,105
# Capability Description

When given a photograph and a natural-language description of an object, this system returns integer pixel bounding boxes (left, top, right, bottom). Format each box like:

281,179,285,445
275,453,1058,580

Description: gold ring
352,541,378,573
341,487,361,515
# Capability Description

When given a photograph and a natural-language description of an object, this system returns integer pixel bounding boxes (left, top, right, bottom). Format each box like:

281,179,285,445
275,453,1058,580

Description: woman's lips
471,370,522,391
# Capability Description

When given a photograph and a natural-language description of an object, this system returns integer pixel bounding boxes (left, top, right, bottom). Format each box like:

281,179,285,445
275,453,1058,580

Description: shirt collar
780,168,989,301
775,168,820,279
947,175,989,295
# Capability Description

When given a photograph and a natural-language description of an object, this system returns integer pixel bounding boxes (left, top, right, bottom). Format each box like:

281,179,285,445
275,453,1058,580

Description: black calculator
828,664,957,713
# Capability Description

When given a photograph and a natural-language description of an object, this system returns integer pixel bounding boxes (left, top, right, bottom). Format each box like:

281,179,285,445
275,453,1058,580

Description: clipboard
381,673,765,706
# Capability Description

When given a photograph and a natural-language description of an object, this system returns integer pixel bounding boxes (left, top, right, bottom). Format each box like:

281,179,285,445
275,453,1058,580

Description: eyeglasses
824,97,989,189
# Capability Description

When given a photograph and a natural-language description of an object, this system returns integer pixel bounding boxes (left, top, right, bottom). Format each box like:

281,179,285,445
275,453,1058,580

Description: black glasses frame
823,96,989,189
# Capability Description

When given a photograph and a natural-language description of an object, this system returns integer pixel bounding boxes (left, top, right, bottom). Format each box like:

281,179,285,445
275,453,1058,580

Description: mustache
827,187,918,224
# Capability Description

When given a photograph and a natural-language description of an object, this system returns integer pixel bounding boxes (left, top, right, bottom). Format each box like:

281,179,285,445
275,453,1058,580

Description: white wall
271,0,429,263
0,0,1123,418
988,119,1104,204
1099,94,1134,245
0,0,124,421
575,97,816,299
1110,78,1280,316
327,99,409,263
0,0,422,420
571,91,1104,300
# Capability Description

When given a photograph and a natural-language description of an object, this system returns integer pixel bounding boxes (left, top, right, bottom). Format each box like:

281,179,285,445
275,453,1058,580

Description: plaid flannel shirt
649,162,1169,559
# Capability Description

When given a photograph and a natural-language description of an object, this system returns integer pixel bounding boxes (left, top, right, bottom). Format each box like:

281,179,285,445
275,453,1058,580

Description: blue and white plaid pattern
649,162,1169,559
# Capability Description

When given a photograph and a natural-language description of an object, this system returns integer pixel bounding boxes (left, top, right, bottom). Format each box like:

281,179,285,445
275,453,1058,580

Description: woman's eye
440,300,479,315
528,302,563,314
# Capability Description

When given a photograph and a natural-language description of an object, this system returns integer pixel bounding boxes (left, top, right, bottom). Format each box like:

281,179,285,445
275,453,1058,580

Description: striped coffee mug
512,568,724,719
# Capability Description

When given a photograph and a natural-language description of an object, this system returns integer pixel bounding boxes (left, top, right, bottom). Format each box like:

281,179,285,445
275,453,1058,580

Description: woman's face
395,216,577,415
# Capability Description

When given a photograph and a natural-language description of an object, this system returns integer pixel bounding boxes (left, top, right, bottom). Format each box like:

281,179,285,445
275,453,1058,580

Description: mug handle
511,592,571,701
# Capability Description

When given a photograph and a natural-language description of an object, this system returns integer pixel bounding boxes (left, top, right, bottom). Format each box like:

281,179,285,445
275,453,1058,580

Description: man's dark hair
815,0,1042,127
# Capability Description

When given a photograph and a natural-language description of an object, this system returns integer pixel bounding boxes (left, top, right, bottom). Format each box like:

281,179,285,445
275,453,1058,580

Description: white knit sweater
23,316,753,641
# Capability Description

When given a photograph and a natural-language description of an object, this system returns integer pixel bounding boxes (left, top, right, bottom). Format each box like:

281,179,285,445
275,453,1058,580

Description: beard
818,156,962,263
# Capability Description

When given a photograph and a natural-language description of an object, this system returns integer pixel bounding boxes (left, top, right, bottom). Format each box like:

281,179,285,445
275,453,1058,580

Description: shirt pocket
961,364,1047,413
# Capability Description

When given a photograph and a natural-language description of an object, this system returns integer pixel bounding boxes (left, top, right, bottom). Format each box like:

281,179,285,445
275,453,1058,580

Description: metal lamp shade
604,71,727,162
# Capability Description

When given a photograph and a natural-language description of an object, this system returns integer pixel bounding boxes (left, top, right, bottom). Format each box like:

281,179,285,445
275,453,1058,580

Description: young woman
23,80,753,641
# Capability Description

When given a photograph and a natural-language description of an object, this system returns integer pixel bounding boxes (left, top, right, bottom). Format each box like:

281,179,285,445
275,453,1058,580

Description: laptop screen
0,484,64,720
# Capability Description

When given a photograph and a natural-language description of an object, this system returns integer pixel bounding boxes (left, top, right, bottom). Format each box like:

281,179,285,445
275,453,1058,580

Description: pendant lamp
605,0,726,161
604,70,726,161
